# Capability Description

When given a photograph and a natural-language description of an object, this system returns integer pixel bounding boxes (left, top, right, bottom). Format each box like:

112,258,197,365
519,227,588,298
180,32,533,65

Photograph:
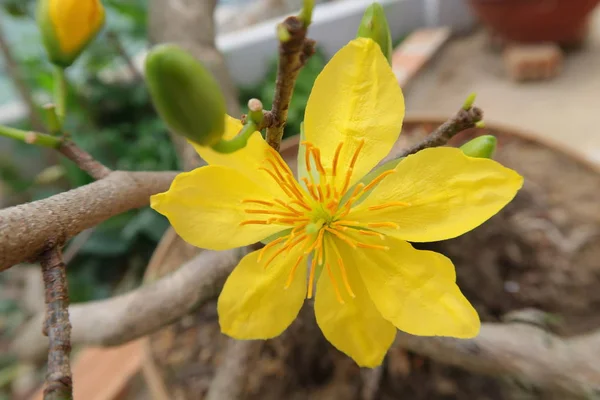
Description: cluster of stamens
240,140,410,303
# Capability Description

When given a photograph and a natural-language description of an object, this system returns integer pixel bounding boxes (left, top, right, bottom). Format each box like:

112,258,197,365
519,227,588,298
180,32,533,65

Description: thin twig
13,249,247,362
57,140,112,180
39,247,72,400
0,170,177,271
264,16,315,151
398,107,483,158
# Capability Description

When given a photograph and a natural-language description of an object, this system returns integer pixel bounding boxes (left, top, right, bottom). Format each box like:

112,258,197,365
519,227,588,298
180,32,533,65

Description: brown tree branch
395,324,600,398
13,249,247,362
39,247,72,400
12,249,600,397
0,170,177,271
205,340,262,400
264,16,315,151
398,107,483,158
57,141,112,180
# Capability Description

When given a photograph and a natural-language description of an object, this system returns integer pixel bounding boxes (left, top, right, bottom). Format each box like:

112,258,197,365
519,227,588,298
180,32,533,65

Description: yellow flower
37,0,105,67
151,38,523,367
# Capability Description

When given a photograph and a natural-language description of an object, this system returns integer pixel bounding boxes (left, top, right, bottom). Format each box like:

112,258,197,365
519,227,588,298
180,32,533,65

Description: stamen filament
356,243,389,250
307,256,318,299
337,258,355,298
324,227,357,249
368,201,411,211
244,209,299,217
368,222,400,229
274,199,304,215
358,230,386,239
332,142,343,177
241,199,274,206
291,200,312,211
326,263,345,304
258,236,287,262
285,254,305,289
362,170,395,194
239,220,269,226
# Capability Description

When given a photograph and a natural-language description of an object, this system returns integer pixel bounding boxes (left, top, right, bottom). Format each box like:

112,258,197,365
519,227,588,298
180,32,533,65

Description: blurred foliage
0,0,176,302
238,48,327,139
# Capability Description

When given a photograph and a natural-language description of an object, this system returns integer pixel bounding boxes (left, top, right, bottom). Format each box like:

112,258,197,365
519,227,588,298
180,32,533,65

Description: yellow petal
345,234,480,338
314,236,396,367
304,38,405,190
151,166,285,250
218,243,307,338
50,0,105,54
349,147,523,242
191,115,291,198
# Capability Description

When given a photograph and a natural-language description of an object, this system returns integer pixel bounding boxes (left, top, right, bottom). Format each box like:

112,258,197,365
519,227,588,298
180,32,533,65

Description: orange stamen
324,227,357,249
349,140,365,170
302,178,319,201
285,254,305,289
274,217,310,225
358,230,386,239
367,222,400,229
260,167,294,198
257,236,287,262
337,258,355,298
291,200,312,211
326,263,344,304
368,201,411,211
307,256,318,299
356,243,389,250
241,199,274,207
332,142,343,177
362,170,395,194
244,209,299,217
312,147,327,176
239,220,269,226
267,146,295,176
274,199,304,215
317,185,325,202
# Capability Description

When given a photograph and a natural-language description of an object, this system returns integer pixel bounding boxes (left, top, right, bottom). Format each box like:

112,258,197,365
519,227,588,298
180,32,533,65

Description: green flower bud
145,44,226,147
356,2,392,64
460,135,497,159
37,0,105,68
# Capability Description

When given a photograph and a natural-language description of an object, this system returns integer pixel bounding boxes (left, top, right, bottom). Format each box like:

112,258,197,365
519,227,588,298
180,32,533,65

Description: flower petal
151,166,285,250
314,236,396,367
347,234,480,338
191,115,290,198
218,243,307,338
304,38,405,190
349,147,523,242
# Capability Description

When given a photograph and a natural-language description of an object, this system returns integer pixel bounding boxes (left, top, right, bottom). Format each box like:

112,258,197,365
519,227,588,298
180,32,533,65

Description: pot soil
141,118,600,399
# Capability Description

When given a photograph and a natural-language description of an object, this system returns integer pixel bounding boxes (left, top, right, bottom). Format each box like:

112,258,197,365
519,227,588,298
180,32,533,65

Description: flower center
240,141,409,303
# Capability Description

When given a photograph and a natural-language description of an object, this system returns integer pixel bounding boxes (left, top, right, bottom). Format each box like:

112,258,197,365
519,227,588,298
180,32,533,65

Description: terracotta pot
468,0,600,45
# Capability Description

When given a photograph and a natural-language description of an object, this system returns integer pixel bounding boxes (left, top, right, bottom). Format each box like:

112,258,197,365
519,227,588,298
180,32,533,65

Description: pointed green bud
356,2,392,64
37,0,105,68
460,135,497,159
145,44,226,147
462,92,477,110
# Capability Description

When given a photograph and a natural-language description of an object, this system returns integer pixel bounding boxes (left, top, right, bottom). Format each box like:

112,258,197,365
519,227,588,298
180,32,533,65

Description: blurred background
1,0,600,399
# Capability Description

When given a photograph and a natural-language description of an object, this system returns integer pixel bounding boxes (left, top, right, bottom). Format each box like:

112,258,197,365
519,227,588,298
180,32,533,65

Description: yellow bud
37,0,105,67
